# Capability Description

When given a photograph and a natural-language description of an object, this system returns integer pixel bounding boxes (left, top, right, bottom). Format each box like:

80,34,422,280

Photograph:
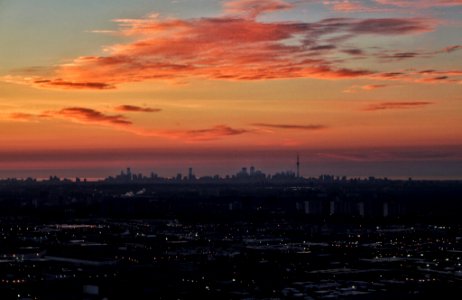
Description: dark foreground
0,179,461,299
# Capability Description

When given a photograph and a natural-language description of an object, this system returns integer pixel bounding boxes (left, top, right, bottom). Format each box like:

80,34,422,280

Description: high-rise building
250,166,255,176
126,168,132,181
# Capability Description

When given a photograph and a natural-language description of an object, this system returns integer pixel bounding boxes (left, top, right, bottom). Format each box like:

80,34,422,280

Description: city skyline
1,0,462,178
1,154,461,181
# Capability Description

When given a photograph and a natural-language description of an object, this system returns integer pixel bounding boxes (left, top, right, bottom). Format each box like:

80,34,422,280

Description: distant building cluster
104,166,302,184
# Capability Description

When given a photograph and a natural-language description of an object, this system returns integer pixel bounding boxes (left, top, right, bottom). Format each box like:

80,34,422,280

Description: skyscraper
126,167,132,181
250,166,255,176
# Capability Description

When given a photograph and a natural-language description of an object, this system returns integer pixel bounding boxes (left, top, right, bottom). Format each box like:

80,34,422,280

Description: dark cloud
309,44,337,51
33,79,114,90
350,18,433,35
363,101,433,111
342,48,365,55
185,125,249,141
48,107,132,125
380,52,420,60
375,0,462,8
252,123,327,130
115,105,162,113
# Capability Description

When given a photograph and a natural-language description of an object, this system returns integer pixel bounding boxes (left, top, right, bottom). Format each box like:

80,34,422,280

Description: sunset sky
1,0,461,179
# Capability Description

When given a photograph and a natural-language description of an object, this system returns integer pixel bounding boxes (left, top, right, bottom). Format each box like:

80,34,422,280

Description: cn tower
296,153,300,178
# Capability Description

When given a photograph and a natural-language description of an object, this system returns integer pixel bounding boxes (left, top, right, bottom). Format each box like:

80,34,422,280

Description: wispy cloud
379,51,426,61
326,0,390,12
363,101,433,111
33,79,114,90
184,125,249,141
224,0,294,18
372,68,462,84
344,84,389,93
375,0,462,8
5,107,249,142
443,45,462,53
316,145,462,162
324,0,462,12
373,44,462,62
45,107,132,125
362,84,389,90
114,105,162,113
251,123,327,130
7,113,40,122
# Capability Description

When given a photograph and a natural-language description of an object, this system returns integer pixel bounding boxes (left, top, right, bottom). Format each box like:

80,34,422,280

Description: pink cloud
333,2,368,11
444,45,462,53
42,15,417,87
344,83,389,93
224,0,294,18
3,1,439,90
52,16,431,86
327,0,387,12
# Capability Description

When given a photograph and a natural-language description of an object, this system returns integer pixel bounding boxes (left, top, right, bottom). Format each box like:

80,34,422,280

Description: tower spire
296,153,300,178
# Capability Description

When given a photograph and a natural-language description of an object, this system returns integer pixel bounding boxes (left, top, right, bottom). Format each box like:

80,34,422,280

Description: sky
0,0,461,179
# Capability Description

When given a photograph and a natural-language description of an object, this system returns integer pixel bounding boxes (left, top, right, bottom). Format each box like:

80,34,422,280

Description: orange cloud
344,84,389,93
363,101,433,111
7,113,39,122
7,107,249,142
115,105,162,113
3,0,438,90
44,15,406,86
362,84,388,90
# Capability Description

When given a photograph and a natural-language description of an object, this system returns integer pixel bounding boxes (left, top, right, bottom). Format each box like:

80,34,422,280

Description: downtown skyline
1,0,462,179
